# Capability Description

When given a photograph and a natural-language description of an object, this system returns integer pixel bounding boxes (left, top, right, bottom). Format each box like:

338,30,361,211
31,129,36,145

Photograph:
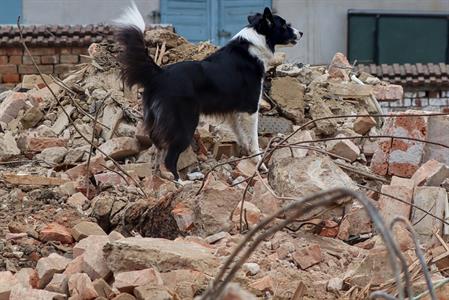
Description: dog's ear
248,13,261,25
263,7,274,26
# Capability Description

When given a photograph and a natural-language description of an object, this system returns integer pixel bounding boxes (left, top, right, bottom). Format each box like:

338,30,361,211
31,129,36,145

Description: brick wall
0,46,89,86
380,89,449,113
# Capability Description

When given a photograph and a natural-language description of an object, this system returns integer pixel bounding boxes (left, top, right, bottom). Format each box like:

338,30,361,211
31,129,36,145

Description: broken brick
39,222,74,244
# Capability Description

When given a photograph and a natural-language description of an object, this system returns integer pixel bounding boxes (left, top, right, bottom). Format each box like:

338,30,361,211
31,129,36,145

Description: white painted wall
23,0,160,25
272,0,449,65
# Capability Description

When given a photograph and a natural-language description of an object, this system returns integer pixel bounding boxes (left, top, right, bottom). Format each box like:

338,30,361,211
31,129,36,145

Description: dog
114,2,302,182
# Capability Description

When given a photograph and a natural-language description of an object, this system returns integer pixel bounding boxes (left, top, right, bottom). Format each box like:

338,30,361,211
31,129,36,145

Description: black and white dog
115,3,302,182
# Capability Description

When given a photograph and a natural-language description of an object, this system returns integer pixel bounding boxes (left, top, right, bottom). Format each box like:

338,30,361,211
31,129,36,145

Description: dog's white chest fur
232,27,274,70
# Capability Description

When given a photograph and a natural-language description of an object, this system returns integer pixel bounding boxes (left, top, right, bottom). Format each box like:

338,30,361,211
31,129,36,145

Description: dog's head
248,7,302,49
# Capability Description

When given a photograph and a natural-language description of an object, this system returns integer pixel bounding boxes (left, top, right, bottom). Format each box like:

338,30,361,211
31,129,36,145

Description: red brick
98,137,140,160
378,185,413,225
411,159,449,186
293,244,322,269
41,55,59,64
0,92,28,123
6,48,23,56
59,47,72,54
55,64,77,74
28,47,56,56
113,269,163,293
60,54,79,64
80,56,92,63
8,55,22,64
71,47,88,55
20,136,68,152
2,73,20,83
66,155,106,180
18,64,53,74
0,64,18,74
328,52,351,81
23,55,41,65
0,56,7,64
373,84,404,100
94,172,129,186
39,222,74,244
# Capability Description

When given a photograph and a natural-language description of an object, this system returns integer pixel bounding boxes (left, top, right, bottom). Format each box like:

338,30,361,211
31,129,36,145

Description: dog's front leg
229,112,267,172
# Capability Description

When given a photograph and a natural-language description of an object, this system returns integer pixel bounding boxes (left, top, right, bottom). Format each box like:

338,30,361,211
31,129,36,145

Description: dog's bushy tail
114,2,161,87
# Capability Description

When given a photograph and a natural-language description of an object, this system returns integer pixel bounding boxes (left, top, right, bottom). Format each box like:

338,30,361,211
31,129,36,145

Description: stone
171,203,194,232
270,76,305,124
177,146,198,170
378,185,413,225
308,95,337,136
123,163,153,178
51,105,75,134
326,136,360,162
423,115,449,165
269,130,313,165
68,273,98,299
98,137,140,160
346,203,374,236
353,116,376,135
35,147,67,164
373,84,404,100
21,106,44,129
21,74,53,89
160,269,208,299
184,179,241,236
275,63,302,77
19,135,68,153
9,285,65,300
269,154,356,218
45,273,68,294
135,121,151,148
204,231,229,244
0,92,28,123
64,145,89,164
249,275,274,295
236,159,257,177
66,192,88,211
66,154,106,179
108,230,125,241
113,269,163,293
411,187,448,241
328,52,351,81
40,222,74,244
35,253,71,288
0,132,20,161
292,244,322,269
222,284,258,300
103,237,219,273
327,277,343,292
0,271,18,299
94,172,129,186
251,179,281,215
348,248,395,287
232,201,262,228
113,294,136,300
371,111,429,177
72,235,111,280
93,278,117,299
63,256,84,275
15,268,38,288
327,81,372,98
101,104,123,140
133,284,171,300
242,263,260,276
411,159,449,187
71,221,107,241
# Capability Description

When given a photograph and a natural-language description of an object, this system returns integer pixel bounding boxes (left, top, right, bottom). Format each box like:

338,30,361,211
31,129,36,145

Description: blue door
0,0,22,24
161,0,272,46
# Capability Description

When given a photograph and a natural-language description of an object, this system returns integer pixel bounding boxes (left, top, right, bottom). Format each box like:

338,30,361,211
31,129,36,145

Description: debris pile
0,28,449,299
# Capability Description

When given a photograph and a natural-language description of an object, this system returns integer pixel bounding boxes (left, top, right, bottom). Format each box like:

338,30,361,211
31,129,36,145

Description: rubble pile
1,28,449,299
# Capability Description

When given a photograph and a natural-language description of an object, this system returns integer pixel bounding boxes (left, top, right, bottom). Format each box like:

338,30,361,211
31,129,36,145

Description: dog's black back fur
116,7,300,180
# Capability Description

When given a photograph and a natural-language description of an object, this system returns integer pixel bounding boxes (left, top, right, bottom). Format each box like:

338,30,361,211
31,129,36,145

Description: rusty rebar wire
390,216,436,300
